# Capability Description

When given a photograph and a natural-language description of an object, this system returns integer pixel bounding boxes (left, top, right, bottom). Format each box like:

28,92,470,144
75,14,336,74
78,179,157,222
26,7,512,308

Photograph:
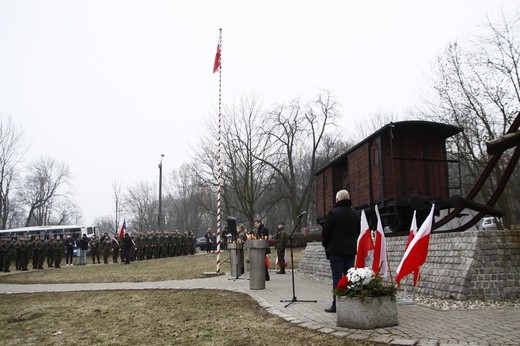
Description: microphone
297,211,306,218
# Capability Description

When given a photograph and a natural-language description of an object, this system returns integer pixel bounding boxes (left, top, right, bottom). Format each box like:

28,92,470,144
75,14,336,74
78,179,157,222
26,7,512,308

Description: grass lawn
0,248,379,346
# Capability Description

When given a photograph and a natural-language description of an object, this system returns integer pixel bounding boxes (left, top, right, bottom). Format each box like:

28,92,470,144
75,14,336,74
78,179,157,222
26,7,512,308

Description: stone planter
336,295,398,329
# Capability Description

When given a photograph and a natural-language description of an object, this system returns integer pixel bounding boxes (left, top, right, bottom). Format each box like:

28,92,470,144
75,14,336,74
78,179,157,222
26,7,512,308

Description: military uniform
275,224,288,274
53,236,65,268
32,236,44,269
89,236,101,264
0,236,13,272
101,234,111,264
111,236,120,263
45,235,54,268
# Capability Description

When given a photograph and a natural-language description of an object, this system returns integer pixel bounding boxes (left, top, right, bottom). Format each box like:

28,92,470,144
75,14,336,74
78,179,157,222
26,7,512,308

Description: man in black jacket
321,189,360,313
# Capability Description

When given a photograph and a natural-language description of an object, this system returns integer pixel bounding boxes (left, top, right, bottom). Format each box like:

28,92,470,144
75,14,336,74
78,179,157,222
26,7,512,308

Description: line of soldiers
0,230,198,272
117,230,197,262
0,234,66,272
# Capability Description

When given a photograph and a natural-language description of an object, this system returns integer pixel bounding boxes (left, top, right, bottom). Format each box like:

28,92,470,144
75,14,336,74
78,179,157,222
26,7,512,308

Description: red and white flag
213,38,221,73
355,210,374,268
405,210,418,250
119,219,126,239
372,205,388,277
396,204,435,287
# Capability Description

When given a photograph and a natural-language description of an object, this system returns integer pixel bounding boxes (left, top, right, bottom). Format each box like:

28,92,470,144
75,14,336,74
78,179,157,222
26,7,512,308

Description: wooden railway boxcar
315,121,462,233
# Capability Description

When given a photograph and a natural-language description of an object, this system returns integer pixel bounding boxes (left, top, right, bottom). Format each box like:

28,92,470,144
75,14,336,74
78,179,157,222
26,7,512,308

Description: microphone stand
281,213,317,308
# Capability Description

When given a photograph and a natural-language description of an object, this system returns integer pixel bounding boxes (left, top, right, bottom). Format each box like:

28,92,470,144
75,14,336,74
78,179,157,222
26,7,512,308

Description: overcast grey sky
0,0,517,224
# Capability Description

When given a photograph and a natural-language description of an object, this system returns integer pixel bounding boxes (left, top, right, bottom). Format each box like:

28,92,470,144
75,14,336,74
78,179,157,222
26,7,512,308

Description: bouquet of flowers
334,267,397,301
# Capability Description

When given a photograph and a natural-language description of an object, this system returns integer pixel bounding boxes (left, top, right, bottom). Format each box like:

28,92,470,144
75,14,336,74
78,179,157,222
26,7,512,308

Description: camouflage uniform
111,236,120,263
89,235,101,264
32,236,45,269
53,236,65,268
0,236,13,272
145,233,153,259
173,232,180,256
101,234,111,264
18,237,30,271
45,235,54,268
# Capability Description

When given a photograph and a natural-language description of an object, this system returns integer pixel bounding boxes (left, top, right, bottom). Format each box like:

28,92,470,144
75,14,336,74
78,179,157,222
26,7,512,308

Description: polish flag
372,205,388,277
396,204,435,287
405,210,418,250
119,219,126,239
355,210,374,268
213,39,221,73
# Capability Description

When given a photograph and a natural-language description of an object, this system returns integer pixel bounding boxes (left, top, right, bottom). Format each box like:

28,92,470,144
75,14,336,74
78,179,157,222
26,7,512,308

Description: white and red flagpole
214,28,223,274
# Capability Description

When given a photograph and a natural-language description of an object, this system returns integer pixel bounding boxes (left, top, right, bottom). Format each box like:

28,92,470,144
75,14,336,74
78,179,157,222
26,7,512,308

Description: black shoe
324,307,336,313
276,270,285,274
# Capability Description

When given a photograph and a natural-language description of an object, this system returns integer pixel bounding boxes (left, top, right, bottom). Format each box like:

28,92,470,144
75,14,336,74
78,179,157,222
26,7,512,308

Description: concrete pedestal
247,239,268,290
229,242,244,278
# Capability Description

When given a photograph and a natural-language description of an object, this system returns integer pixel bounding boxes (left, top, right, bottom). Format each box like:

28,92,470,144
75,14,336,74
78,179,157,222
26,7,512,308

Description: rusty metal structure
433,112,520,231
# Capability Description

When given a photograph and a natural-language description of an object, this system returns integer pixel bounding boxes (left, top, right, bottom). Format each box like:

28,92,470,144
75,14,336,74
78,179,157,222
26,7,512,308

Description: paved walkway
0,270,518,346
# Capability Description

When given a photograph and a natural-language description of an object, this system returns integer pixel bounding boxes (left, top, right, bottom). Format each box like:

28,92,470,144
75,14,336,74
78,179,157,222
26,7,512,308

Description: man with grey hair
321,189,361,313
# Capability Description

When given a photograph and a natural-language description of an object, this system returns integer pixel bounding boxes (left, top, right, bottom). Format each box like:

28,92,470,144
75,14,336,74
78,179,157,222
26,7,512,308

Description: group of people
0,230,199,272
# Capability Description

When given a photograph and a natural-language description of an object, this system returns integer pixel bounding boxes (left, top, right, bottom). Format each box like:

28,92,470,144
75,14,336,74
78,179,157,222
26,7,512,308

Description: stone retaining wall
298,229,520,300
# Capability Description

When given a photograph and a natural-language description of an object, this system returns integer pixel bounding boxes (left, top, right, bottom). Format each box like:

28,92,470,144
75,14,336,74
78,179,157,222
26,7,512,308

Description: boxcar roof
316,120,462,175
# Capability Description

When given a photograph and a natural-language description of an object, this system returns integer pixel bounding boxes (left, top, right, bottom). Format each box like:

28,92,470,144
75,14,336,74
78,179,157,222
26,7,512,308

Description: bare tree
124,180,157,231
425,12,520,226
259,91,341,227
19,157,72,226
0,116,27,229
112,181,124,234
192,96,277,227
163,163,211,234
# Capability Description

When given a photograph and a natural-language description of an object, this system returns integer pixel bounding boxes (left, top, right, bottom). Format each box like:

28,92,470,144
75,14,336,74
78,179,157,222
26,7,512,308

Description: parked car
479,217,499,230
195,235,233,252
195,237,209,252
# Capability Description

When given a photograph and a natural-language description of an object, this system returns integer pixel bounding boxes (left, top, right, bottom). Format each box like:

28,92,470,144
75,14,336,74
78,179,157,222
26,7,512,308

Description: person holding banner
321,189,360,313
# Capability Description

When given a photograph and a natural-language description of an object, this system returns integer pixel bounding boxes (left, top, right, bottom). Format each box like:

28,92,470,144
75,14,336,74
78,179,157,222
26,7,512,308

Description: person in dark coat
321,189,361,313
122,233,134,264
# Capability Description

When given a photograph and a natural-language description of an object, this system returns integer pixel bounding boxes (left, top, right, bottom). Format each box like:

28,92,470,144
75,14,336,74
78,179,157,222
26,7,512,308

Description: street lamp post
158,154,165,231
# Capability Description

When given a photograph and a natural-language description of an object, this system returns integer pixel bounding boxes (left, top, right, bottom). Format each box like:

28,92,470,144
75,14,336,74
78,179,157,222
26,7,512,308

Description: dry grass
0,248,379,346
0,249,301,284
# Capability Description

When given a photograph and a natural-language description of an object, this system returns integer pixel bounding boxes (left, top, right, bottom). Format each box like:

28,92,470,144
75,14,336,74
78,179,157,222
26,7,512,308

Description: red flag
396,205,435,287
119,219,126,239
355,210,374,268
213,40,221,73
405,210,418,250
372,205,388,277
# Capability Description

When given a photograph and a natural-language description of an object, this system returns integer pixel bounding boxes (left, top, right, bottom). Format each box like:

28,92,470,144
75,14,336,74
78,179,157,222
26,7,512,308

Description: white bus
0,225,100,239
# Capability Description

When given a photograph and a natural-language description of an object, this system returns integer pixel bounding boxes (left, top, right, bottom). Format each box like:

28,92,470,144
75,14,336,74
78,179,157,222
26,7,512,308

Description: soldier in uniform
111,234,120,263
101,233,111,264
161,232,168,258
19,236,30,271
135,233,144,261
53,235,65,268
173,231,179,256
32,235,44,269
1,236,13,272
14,236,23,270
152,232,159,259
145,232,153,259
275,222,288,274
45,234,54,268
89,235,101,264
